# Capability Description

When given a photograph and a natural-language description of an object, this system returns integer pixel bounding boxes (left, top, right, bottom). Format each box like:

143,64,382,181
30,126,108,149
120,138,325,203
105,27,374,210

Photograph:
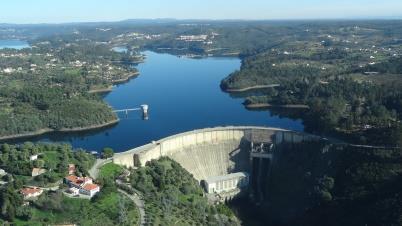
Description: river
9,51,304,152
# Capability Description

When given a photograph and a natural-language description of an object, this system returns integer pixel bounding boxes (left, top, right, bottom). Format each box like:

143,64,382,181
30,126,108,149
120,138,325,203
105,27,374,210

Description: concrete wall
113,126,321,181
114,127,281,168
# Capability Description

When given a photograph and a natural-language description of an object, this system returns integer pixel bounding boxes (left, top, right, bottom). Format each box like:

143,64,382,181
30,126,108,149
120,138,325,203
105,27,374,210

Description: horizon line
1,16,402,26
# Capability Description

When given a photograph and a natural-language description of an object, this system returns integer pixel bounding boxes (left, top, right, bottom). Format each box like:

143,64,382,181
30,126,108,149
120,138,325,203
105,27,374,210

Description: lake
12,51,304,152
0,40,30,49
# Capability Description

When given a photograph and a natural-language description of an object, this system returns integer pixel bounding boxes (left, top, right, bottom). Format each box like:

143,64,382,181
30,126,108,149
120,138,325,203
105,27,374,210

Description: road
117,186,146,226
88,158,112,179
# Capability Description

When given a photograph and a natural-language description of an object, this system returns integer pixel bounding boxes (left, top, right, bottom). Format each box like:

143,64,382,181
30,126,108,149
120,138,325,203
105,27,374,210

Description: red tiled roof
82,183,99,191
65,175,93,187
65,175,79,182
65,175,83,186
21,187,42,196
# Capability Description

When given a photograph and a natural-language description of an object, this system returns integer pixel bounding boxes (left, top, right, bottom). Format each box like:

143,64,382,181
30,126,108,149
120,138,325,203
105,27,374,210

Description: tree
34,159,45,168
118,195,129,226
16,206,33,221
0,185,23,221
319,190,333,202
319,176,335,191
102,147,114,159
46,160,57,171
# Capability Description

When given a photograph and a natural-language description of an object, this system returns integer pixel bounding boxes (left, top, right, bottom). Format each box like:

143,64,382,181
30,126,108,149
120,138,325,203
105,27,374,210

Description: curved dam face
113,126,320,182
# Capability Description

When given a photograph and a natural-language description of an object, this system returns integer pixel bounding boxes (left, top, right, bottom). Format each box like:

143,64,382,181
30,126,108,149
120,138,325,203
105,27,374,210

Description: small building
64,175,100,198
64,175,93,189
204,172,249,194
0,169,6,176
20,187,43,199
80,184,100,197
31,168,46,177
68,187,80,196
30,154,38,161
68,164,76,175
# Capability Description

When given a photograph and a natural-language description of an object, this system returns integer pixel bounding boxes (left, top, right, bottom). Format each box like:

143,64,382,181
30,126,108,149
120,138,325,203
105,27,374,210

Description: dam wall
113,126,321,181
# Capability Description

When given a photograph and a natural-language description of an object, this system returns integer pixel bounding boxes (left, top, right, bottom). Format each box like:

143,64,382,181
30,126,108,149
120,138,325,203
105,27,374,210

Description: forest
0,85,116,137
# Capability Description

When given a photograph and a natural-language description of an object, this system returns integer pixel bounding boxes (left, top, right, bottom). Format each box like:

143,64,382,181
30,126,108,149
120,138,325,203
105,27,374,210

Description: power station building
204,172,249,195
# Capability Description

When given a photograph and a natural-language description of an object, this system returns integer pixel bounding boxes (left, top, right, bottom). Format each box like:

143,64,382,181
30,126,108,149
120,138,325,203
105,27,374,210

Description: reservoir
0,40,30,49
12,51,303,152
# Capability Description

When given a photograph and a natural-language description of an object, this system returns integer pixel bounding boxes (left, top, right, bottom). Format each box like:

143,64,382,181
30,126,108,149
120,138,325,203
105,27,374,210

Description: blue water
9,51,303,152
0,40,30,50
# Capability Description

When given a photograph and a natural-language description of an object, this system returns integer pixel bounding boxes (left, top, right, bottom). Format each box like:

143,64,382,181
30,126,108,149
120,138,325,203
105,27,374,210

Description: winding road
117,181,146,226
88,158,112,179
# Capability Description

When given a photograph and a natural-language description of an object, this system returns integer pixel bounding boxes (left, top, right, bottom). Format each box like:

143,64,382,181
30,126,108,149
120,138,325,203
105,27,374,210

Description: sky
1,0,402,24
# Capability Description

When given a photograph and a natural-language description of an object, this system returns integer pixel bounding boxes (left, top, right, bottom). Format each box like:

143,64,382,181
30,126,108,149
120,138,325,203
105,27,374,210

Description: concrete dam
113,126,321,200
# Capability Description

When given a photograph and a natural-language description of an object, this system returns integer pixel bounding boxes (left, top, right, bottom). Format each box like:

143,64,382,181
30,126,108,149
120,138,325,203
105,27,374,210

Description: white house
68,187,80,196
20,187,43,199
0,169,6,176
3,68,15,74
30,154,38,161
80,184,100,197
64,175,100,198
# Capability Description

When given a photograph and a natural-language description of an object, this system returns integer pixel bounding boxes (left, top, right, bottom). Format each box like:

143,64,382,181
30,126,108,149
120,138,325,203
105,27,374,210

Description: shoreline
245,103,309,109
225,84,280,92
112,71,140,84
88,86,114,94
0,119,120,142
88,71,140,94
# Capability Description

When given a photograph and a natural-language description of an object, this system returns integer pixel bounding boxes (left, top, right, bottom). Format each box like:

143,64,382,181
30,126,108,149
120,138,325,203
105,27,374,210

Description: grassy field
99,162,124,179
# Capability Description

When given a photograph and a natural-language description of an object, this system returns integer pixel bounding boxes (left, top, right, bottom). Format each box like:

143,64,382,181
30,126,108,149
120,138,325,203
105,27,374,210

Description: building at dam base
205,172,249,194
203,172,249,201
113,126,322,201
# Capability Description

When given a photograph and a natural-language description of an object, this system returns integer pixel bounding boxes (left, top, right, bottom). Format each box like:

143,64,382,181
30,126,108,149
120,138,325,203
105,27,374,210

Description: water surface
0,40,30,49
9,51,303,152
